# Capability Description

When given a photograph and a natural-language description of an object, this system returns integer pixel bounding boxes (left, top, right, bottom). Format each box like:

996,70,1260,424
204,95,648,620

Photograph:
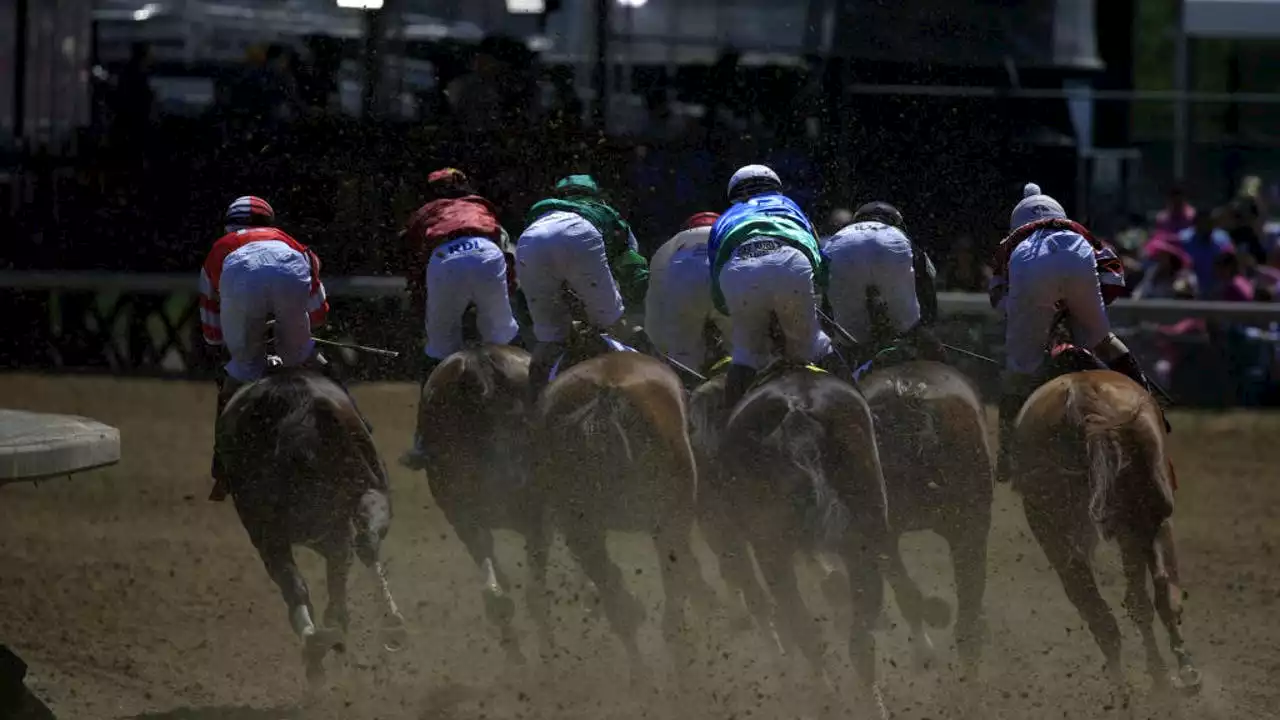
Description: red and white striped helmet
225,195,275,228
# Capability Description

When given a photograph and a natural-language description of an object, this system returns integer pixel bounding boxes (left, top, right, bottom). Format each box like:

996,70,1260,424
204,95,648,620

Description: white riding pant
719,240,832,370
646,241,731,369
517,210,625,343
824,222,920,341
219,241,316,382
424,236,519,360
1004,229,1112,375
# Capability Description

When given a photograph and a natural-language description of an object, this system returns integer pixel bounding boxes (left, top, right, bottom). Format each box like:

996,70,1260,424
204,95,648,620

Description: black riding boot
527,340,564,407
209,373,243,502
313,351,374,433
722,363,757,416
1106,352,1172,432
995,389,1025,484
400,353,444,470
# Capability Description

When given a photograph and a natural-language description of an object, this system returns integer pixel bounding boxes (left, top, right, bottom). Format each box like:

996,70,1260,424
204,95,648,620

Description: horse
858,358,994,672
1010,338,1201,697
217,366,407,683
411,343,535,664
526,334,716,687
691,362,891,719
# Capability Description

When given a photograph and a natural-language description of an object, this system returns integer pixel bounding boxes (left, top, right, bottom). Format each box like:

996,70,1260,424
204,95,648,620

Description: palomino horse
217,367,407,683
691,363,891,719
528,340,716,686
412,344,535,664
859,359,994,671
1010,348,1201,696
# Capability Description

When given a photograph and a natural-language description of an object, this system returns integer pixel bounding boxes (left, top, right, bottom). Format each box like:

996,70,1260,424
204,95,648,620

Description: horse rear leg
701,499,773,638
1149,519,1201,692
1118,527,1169,689
1025,504,1126,696
322,536,353,636
353,489,407,651
842,536,889,720
561,517,649,687
255,533,329,683
881,534,943,670
945,508,992,673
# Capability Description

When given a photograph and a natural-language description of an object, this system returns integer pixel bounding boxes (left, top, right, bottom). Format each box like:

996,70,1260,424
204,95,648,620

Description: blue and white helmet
727,164,782,203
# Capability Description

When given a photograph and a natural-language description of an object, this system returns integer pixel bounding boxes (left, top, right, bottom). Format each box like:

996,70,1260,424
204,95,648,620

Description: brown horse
411,344,536,664
691,364,891,719
528,348,716,686
217,367,406,684
1011,367,1201,696
859,360,994,671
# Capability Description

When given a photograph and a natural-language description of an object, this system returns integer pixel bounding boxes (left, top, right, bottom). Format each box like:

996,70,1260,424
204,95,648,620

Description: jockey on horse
518,174,650,401
823,201,946,366
398,167,521,469
201,195,360,502
990,183,1167,483
646,211,731,381
710,164,846,410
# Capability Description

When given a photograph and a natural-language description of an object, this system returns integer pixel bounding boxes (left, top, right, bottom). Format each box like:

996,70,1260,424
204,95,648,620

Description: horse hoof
380,624,409,653
1173,666,1203,695
921,596,952,629
912,632,938,671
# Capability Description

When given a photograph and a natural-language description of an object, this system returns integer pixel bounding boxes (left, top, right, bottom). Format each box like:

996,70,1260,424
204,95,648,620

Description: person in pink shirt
1155,184,1196,234
1213,252,1255,302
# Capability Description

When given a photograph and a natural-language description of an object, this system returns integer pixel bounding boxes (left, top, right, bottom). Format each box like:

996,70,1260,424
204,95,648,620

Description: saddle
747,357,828,393
547,331,640,383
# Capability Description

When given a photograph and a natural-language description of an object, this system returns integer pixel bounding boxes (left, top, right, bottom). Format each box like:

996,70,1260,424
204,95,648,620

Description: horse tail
764,401,849,545
270,377,323,469
454,350,499,402
558,387,638,464
1063,381,1139,537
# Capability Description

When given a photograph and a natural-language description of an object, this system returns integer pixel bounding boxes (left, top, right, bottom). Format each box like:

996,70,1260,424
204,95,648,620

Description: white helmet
1009,182,1066,230
727,164,782,203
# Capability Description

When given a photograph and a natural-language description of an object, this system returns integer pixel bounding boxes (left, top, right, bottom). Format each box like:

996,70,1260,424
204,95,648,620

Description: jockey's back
708,192,823,315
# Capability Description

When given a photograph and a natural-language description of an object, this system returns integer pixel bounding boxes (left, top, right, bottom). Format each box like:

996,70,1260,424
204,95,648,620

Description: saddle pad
548,333,639,382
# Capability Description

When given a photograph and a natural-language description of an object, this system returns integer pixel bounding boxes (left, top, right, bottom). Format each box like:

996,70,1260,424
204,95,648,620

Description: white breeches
219,243,316,382
1004,230,1111,374
824,222,920,341
646,242,731,369
424,236,519,360
516,210,624,343
719,240,831,370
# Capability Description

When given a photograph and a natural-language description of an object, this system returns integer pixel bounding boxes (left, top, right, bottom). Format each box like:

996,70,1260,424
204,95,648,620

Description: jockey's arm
612,247,650,309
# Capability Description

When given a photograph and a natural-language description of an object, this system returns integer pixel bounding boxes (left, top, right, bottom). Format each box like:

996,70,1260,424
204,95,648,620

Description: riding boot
209,373,244,502
399,353,443,470
722,363,757,416
995,389,1025,485
527,340,564,407
313,350,374,434
1106,352,1172,432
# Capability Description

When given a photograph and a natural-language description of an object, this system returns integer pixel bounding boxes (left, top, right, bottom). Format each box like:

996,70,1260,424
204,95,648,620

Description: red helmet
683,211,720,230
225,195,275,228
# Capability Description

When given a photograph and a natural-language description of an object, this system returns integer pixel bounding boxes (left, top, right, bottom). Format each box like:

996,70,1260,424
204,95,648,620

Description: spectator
1178,207,1234,296
1229,177,1267,263
1133,235,1197,300
1155,183,1196,234
1214,252,1255,302
937,234,990,292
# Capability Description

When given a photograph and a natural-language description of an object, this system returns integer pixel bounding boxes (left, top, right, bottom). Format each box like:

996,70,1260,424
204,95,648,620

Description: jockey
710,164,840,410
517,174,649,400
399,168,520,469
990,183,1165,482
823,201,945,365
645,211,731,379
200,195,347,501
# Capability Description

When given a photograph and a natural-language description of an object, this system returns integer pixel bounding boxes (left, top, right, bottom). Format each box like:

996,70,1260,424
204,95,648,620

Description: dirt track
1,374,1278,720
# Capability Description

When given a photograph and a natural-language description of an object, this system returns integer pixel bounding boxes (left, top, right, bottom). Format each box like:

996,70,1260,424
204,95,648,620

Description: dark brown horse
411,344,536,664
859,360,994,671
691,364,891,719
217,368,406,684
1011,367,1201,696
528,348,716,686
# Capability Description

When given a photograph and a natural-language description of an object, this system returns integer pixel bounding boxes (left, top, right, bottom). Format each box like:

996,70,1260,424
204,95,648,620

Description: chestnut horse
859,360,994,672
1011,364,1201,696
528,348,717,686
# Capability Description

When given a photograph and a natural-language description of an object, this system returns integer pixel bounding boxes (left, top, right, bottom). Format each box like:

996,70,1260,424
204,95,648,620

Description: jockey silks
708,192,825,316
988,217,1126,311
403,195,510,311
525,195,649,308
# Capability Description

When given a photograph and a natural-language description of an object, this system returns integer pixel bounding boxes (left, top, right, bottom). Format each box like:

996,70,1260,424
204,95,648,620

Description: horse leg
561,516,649,687
1118,528,1167,689
322,536,353,636
353,489,407,652
520,488,555,660
1150,518,1201,692
701,501,773,638
256,533,328,683
754,543,828,681
436,482,524,665
842,536,889,720
880,532,940,670
945,509,991,674
1025,505,1126,698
